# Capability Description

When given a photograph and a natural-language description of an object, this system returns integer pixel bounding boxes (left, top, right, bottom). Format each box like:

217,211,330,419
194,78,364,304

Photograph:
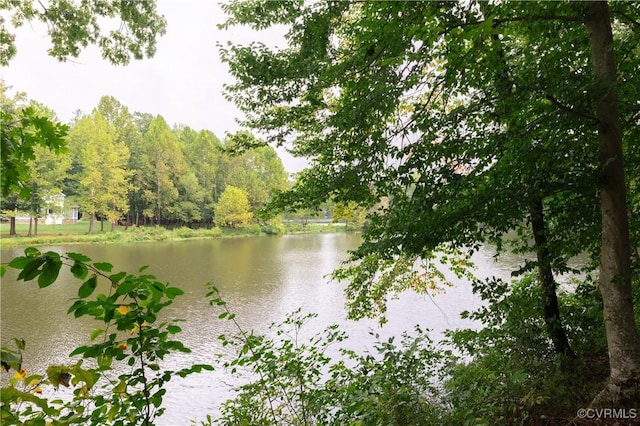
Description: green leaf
66,252,92,262
165,286,185,299
97,354,113,370
43,251,61,262
13,338,25,351
7,256,31,269
24,247,41,257
38,258,62,288
1,347,22,372
104,307,115,323
90,328,103,341
17,257,46,281
0,386,54,415
93,262,113,272
70,364,100,389
109,271,127,284
167,325,182,334
71,261,89,279
115,280,137,296
78,275,98,298
69,346,89,357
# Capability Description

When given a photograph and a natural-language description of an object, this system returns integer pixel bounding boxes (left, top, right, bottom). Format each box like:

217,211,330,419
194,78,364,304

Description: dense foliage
0,89,289,232
220,0,640,405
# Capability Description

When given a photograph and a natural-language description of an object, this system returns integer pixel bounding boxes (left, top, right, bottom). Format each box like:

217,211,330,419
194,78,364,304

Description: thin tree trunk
585,0,640,407
27,217,33,237
484,23,575,360
88,212,95,234
34,217,38,237
530,198,575,358
9,217,16,236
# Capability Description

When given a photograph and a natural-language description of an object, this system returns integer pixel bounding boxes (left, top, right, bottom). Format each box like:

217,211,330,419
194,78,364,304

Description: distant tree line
1,87,289,233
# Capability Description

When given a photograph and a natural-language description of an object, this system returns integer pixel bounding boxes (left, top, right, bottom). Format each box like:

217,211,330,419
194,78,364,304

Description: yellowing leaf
13,369,27,381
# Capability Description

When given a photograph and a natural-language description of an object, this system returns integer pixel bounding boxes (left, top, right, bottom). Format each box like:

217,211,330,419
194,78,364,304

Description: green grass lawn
1,222,126,237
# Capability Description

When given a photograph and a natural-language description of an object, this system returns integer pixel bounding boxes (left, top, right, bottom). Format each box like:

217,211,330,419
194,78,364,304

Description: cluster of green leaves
1,248,213,425
0,97,68,199
207,285,442,426
0,0,167,66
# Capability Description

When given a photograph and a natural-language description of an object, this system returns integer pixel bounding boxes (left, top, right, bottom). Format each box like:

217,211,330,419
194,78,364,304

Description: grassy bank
0,221,350,248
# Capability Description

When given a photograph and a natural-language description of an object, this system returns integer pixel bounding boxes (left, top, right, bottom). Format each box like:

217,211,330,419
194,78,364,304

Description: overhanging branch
545,93,602,125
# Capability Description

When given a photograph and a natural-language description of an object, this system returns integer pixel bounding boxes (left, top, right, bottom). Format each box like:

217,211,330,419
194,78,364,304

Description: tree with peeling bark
220,0,640,405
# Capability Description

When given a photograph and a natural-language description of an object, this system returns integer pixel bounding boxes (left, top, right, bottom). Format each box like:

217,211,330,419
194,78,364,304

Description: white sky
1,0,307,172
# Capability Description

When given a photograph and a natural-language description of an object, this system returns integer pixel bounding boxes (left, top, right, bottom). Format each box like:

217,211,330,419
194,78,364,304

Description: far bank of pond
0,221,349,248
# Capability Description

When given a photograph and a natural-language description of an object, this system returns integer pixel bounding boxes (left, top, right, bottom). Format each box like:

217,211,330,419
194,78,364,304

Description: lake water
1,233,524,424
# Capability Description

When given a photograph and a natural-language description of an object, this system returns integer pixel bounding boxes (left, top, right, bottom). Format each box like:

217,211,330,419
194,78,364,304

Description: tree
584,1,640,405
67,111,130,233
177,126,223,224
1,82,67,199
332,201,366,231
221,132,289,212
0,0,166,65
96,96,145,226
24,143,71,236
220,0,640,403
215,186,253,228
138,116,186,225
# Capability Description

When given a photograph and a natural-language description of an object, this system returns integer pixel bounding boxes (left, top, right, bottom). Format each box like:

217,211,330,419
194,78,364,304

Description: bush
440,275,609,425
207,285,443,426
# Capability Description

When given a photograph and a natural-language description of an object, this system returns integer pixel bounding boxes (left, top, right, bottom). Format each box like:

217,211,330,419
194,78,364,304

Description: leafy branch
1,248,213,425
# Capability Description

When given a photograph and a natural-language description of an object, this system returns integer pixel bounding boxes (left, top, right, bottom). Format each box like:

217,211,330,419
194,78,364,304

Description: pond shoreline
0,222,352,248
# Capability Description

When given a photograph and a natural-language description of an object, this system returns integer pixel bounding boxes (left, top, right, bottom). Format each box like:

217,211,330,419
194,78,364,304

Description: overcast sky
1,0,307,172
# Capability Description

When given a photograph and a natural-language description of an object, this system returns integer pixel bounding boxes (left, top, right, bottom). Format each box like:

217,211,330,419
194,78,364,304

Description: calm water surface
1,233,521,424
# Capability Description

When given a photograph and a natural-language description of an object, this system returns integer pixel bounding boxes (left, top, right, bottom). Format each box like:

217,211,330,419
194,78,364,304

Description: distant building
44,193,65,224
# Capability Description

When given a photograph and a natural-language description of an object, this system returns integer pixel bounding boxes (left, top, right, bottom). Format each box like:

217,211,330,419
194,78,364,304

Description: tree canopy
1,83,68,198
0,0,166,65
220,0,640,404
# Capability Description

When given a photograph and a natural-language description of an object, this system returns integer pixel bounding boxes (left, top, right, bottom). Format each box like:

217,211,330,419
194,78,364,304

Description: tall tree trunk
27,217,33,237
9,216,16,236
34,217,38,237
585,0,640,407
530,198,575,358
